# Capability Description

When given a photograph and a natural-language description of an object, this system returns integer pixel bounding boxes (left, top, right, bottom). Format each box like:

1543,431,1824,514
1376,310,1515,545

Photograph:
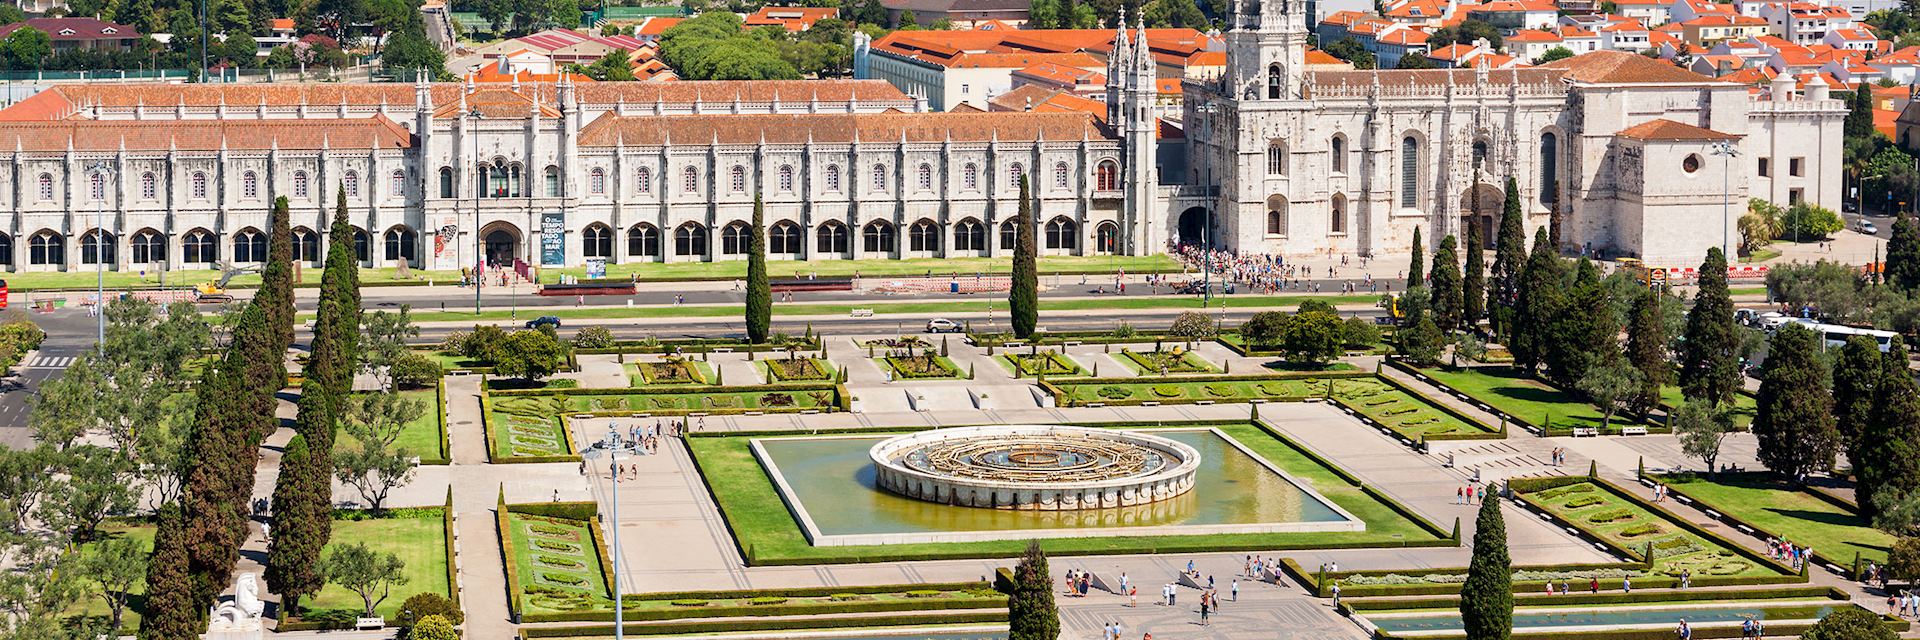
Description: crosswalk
24,355,75,369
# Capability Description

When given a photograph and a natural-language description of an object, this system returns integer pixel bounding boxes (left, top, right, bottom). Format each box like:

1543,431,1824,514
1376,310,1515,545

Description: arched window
730,165,746,193
1008,163,1024,188
89,172,107,201
583,224,613,258
1044,216,1077,250
141,172,157,200
824,164,841,192
627,224,660,257
908,219,939,252
1053,162,1071,189
1331,193,1348,234
1540,132,1559,206
872,164,887,192
435,168,450,198
674,222,707,256
36,173,53,201
29,231,62,265
383,226,417,262
954,218,985,251
344,170,360,198
589,168,607,195
242,171,259,199
229,228,264,262
778,165,794,192
353,228,370,262
1095,222,1119,255
1267,63,1283,99
1000,219,1018,250
389,170,405,197
963,163,979,191
1471,140,1489,172
720,221,751,255
1266,141,1287,176
1266,195,1287,236
191,172,208,200
1331,135,1347,174
0,234,14,265
483,163,509,197
770,221,802,254
917,163,933,190
132,229,165,264
292,227,319,262
81,229,114,265
182,230,217,264
1095,160,1118,191
862,220,896,253
636,167,653,194
1399,137,1420,208
546,166,563,197
816,221,849,254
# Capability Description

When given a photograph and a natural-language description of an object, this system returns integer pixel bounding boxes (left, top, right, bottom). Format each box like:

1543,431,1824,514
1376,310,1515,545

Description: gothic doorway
481,222,521,266
1459,184,1504,248
1177,207,1210,247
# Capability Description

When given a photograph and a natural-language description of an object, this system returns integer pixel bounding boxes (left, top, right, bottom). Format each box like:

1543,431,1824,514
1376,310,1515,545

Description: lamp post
582,428,631,640
87,160,112,345
474,151,503,317
1710,141,1740,260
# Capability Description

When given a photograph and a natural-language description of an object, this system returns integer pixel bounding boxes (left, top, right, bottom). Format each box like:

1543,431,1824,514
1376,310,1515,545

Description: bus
1772,319,1897,352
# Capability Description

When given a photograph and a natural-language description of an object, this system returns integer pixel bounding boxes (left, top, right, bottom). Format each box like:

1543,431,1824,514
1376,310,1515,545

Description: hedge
488,383,845,417
516,609,1011,638
496,491,522,622
967,329,1223,347
501,501,613,620
520,591,1006,623
1345,585,1847,611
626,581,991,602
442,488,460,607
1512,477,1801,580
423,378,451,465
1284,554,1789,598
1372,371,1503,436
1649,473,1869,579
1369,612,1909,640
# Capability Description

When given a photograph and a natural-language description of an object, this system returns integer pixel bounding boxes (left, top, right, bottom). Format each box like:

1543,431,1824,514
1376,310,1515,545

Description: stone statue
206,573,265,640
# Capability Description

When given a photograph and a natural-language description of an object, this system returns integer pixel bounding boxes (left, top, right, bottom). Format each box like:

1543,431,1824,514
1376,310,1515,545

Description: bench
355,617,385,631
849,308,875,317
1620,426,1648,436
1571,427,1599,437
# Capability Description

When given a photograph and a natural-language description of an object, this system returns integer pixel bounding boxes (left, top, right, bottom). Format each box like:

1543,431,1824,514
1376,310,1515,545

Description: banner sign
540,211,566,266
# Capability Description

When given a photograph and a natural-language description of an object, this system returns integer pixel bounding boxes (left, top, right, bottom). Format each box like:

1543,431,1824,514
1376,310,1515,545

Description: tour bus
1773,319,1898,352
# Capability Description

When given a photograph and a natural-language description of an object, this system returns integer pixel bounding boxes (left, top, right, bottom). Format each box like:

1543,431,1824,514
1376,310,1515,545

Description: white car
924,318,963,333
1857,219,1879,235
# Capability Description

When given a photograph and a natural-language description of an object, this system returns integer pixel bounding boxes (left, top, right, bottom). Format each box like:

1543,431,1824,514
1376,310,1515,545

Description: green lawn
997,352,1086,377
1656,385,1759,430
1518,481,1784,579
1417,366,1623,432
305,510,453,619
1053,377,1330,405
487,395,575,459
1115,348,1217,375
420,349,492,372
688,421,1448,565
505,510,611,615
72,521,157,631
761,357,836,382
1662,473,1891,566
337,388,446,464
350,294,1380,324
626,360,715,386
1329,378,1499,440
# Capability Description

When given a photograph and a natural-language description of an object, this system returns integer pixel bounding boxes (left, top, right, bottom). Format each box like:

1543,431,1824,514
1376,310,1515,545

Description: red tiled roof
0,116,412,150
575,112,1111,146
1536,49,1723,83
743,6,838,31
1616,118,1738,140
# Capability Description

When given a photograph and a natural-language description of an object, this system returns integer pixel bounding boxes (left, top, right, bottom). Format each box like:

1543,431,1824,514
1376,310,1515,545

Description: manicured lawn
505,510,611,616
305,510,453,619
998,352,1085,377
1662,473,1891,566
1329,378,1498,440
1115,348,1217,375
1518,481,1784,579
880,354,966,380
3,266,452,291
1417,366,1621,432
73,521,157,630
687,421,1448,565
626,360,715,386
1053,377,1329,405
337,388,446,464
368,294,1380,324
1656,385,1759,430
761,357,836,382
419,349,492,371
487,395,574,459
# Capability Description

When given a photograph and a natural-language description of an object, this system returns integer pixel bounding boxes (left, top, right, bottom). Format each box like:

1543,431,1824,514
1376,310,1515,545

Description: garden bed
501,502,614,621
1326,377,1501,442
1115,347,1217,375
998,351,1085,378
880,355,966,380
1511,477,1795,582
1045,373,1360,406
627,358,715,386
761,357,836,382
1401,362,1667,435
487,386,845,425
1654,472,1890,571
484,395,577,462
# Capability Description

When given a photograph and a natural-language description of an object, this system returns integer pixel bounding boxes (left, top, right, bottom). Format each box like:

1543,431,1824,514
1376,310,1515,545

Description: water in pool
1368,605,1840,633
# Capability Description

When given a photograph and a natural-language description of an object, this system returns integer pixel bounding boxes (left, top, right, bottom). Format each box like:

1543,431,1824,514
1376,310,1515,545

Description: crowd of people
1167,244,1384,295
1765,537,1814,571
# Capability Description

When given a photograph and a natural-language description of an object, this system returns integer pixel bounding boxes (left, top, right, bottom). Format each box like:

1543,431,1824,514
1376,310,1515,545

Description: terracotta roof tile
1536,50,1724,83
1615,118,1739,140
575,112,1110,146
0,116,411,151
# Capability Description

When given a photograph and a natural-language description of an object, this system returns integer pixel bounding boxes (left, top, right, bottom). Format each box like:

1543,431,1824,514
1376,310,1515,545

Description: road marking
25,356,75,368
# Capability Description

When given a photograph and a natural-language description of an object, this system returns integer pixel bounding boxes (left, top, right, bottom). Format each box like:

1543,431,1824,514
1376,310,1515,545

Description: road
0,310,97,449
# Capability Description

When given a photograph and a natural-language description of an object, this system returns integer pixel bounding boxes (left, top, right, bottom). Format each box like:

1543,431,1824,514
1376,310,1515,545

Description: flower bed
1513,478,1790,580
488,395,573,460
629,357,711,386
881,355,964,380
1116,347,1217,375
1000,351,1083,377
762,357,834,382
503,508,613,618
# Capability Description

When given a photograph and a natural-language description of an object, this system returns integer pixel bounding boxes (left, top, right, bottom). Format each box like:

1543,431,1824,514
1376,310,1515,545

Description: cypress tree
1008,540,1059,640
1833,336,1882,496
180,355,255,615
1846,82,1875,141
1624,288,1671,417
1546,259,1615,387
1010,176,1039,339
1510,227,1564,374
745,194,771,344
1430,234,1462,331
1752,324,1837,481
139,505,196,640
266,434,329,614
1463,222,1486,331
1860,338,1920,520
1490,176,1527,340
232,301,285,439
1888,214,1920,291
1460,491,1512,640
258,196,296,360
1680,248,1740,406
1408,226,1425,289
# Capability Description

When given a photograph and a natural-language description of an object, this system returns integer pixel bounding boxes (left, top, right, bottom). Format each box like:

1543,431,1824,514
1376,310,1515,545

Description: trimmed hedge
426,378,451,465
517,610,1011,638
628,581,991,602
1370,612,1909,640
968,329,1220,347
501,501,614,619
1373,372,1503,437
1345,585,1847,611
443,488,460,606
489,382,845,417
521,591,1005,623
1512,477,1801,580
497,492,522,622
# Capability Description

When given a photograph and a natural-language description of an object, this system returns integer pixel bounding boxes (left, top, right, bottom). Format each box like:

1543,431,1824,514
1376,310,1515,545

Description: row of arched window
431,160,1125,199
41,169,373,203
0,226,415,266
580,216,1114,258
1265,194,1349,237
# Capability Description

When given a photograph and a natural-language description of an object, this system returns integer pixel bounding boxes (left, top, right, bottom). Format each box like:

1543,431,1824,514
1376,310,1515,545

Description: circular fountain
869,425,1201,511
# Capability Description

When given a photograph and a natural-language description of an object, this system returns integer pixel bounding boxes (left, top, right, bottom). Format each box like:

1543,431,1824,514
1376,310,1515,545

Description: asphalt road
0,309,96,449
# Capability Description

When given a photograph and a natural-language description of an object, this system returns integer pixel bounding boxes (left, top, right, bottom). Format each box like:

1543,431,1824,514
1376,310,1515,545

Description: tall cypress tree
1887,215,1920,291
1010,176,1038,339
1860,338,1920,520
180,352,255,616
258,196,296,359
1846,82,1875,141
1008,541,1059,640
1463,222,1486,331
1430,234,1462,331
745,194,771,344
1752,324,1837,481
1511,227,1564,374
139,505,196,640
266,434,327,613
1546,259,1615,387
1460,492,1512,640
1624,288,1670,417
1833,335,1882,495
1490,176,1527,340
1408,226,1425,289
1680,248,1739,406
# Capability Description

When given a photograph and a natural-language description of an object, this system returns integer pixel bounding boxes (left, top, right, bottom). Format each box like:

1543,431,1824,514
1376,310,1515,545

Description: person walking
1231,579,1239,602
1199,595,1211,626
1129,586,1137,608
1331,582,1341,609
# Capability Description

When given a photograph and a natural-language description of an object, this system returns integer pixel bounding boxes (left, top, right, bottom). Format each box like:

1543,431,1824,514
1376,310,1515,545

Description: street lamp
474,150,504,317
581,427,632,640
1710,141,1740,260
87,160,112,345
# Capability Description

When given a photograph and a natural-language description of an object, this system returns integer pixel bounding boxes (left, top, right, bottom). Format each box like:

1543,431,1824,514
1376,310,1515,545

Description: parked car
526,316,562,329
924,318,963,333
1857,219,1879,235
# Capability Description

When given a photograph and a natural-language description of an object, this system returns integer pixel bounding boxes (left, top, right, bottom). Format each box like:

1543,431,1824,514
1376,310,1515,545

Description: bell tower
1224,0,1309,102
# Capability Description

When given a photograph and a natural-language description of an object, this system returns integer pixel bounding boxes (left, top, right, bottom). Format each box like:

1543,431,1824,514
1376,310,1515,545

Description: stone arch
480,221,522,266
1460,183,1504,247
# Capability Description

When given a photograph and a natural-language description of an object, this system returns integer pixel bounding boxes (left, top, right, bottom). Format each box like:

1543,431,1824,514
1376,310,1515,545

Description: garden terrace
968,329,1239,347
577,335,822,355
627,359,715,386
501,502,615,622
1114,347,1218,375
1510,477,1797,583
513,583,1010,623
686,420,1452,565
879,354,966,380
1341,585,1849,612
761,357,837,382
418,349,579,374
997,351,1085,378
1653,472,1889,573
1325,377,1502,443
1043,372,1370,407
484,394,577,462
489,385,846,424
1216,332,1390,357
1360,601,1903,640
1395,362,1672,435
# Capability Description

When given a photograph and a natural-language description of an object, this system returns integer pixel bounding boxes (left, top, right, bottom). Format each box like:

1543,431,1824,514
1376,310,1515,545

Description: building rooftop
1616,117,1739,140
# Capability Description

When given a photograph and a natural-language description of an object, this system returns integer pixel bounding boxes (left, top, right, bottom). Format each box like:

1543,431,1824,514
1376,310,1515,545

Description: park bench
1620,426,1648,436
849,308,875,317
355,617,385,631
1571,427,1599,437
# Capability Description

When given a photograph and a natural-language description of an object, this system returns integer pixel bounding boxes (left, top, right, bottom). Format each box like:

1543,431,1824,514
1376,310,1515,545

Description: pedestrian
1121,571,1130,593
1331,582,1341,609
1129,586,1137,608
1231,579,1239,602
1200,599,1210,626
1623,576,1632,593
1456,486,1464,504
1590,577,1599,594
1466,485,1475,505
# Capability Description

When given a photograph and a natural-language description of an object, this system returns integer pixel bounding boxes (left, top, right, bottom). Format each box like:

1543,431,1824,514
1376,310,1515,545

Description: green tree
1889,536,1920,583
1545,259,1617,387
1680,248,1740,406
1168,311,1218,340
321,542,409,618
396,592,464,638
1459,492,1512,640
1430,234,1462,330
1752,324,1838,480
1778,203,1845,240
1847,81,1877,141
409,615,459,640
258,197,295,371
1322,37,1375,68
578,48,636,80
1428,18,1504,49
1010,176,1039,339
1008,541,1059,640
80,534,147,634
1395,51,1437,68
493,330,566,381
360,307,420,390
334,392,425,510
1861,338,1920,521
266,434,329,613
1833,336,1884,491
1240,311,1288,347
1624,288,1670,417
746,194,771,343
1801,605,1898,640
1511,227,1564,373
138,505,197,640
1407,226,1425,290
1576,359,1642,432
1536,46,1574,62
2,26,50,69
1281,311,1344,365
1463,223,1486,331
1490,176,1527,340
1398,315,1446,366
221,32,257,67
1674,400,1735,473
1889,215,1920,290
